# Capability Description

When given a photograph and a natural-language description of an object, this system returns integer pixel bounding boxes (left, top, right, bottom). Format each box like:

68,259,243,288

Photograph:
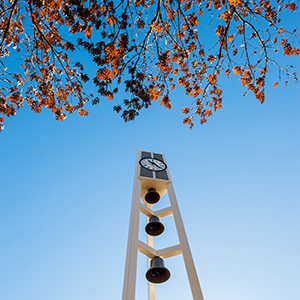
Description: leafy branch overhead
0,0,299,130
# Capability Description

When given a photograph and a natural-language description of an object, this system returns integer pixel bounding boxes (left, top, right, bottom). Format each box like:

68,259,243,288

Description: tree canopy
0,0,299,131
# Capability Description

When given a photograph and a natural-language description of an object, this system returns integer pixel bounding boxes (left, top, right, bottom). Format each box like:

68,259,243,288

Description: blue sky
1,6,300,300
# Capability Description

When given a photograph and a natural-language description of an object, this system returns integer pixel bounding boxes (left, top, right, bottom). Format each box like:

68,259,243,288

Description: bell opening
146,267,171,284
148,223,159,231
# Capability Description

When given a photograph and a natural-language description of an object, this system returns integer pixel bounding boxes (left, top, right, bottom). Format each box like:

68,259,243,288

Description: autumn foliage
0,0,299,131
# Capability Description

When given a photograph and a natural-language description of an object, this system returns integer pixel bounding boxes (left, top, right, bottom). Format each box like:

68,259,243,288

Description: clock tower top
136,149,171,201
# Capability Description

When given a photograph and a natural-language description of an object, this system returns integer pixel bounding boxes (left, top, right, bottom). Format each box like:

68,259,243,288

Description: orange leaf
107,15,117,26
273,82,279,88
205,108,212,116
215,102,222,110
181,107,190,114
228,0,242,6
207,74,217,84
84,26,93,38
106,94,114,101
78,109,88,116
227,34,233,42
154,25,162,33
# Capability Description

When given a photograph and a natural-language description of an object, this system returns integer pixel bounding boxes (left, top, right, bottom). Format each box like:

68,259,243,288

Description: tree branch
0,0,19,54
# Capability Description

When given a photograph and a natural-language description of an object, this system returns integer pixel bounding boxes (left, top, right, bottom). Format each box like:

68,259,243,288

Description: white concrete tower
122,148,204,300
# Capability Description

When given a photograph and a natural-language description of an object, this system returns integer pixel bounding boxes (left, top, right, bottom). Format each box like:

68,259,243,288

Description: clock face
139,157,167,172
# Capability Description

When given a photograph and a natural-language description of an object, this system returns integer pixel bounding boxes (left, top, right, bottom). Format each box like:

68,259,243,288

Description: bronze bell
145,188,160,204
146,256,171,284
145,216,165,236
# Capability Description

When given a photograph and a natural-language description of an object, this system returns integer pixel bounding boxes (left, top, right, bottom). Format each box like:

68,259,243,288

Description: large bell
146,256,171,284
145,188,160,204
145,216,165,236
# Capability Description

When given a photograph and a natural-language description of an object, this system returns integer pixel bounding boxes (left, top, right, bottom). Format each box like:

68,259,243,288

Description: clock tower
122,148,204,300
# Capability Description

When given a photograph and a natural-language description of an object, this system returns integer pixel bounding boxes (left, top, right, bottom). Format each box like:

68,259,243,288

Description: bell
145,188,160,204
146,256,171,284
145,216,165,236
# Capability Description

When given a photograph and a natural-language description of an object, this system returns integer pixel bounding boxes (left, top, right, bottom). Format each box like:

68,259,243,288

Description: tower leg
167,183,204,300
122,164,142,300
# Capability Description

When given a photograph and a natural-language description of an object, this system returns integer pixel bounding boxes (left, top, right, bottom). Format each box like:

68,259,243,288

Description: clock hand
148,160,162,169
148,160,155,165
152,161,162,169
147,159,159,169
